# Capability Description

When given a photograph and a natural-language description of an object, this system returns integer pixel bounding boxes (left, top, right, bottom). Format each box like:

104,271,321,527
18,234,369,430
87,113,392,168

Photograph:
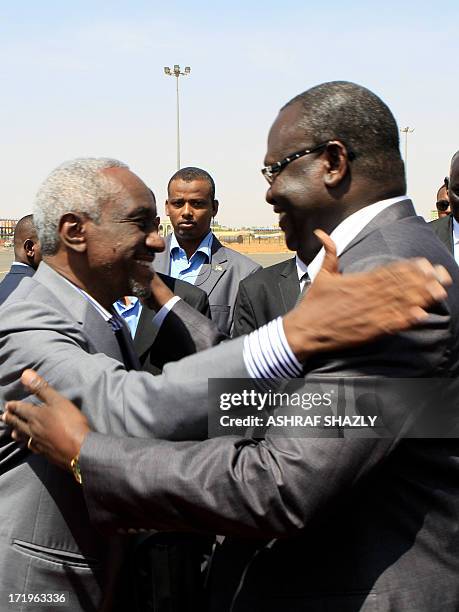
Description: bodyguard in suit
6,84,459,612
430,151,459,262
154,167,261,335
0,214,41,305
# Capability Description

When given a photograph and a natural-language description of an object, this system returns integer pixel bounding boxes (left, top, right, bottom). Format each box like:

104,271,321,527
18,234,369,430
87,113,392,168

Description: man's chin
175,229,196,241
284,231,299,253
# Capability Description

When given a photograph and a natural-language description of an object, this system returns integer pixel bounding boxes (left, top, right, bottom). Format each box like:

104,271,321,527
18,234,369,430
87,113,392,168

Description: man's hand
283,229,452,361
142,270,175,311
1,370,91,471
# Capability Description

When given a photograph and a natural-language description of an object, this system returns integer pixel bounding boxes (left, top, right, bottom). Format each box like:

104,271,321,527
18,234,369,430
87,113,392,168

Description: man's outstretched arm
2,230,451,464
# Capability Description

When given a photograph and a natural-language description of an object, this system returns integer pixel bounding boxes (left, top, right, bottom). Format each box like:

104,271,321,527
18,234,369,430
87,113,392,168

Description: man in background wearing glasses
435,177,450,218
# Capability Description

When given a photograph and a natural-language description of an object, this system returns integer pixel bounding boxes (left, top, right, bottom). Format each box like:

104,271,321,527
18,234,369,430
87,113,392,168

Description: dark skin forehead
265,102,307,165
100,167,157,218
168,178,213,202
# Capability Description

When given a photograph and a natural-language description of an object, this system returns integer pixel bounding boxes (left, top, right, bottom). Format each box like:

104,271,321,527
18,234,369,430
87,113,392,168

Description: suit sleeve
81,431,395,538
232,280,258,337
0,298,247,445
147,299,224,370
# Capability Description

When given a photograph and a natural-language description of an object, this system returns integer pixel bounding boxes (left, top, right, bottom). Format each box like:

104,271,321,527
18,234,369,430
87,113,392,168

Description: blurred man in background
0,214,41,305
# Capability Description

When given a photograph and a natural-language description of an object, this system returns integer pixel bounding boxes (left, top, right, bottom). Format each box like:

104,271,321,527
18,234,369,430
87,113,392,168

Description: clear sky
1,0,458,227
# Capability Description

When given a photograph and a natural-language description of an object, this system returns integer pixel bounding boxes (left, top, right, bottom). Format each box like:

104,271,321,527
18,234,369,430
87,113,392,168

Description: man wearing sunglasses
431,158,459,264
4,82,459,612
435,179,450,218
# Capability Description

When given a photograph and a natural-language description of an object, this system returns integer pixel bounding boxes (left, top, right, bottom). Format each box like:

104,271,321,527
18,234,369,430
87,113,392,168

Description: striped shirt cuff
243,317,302,383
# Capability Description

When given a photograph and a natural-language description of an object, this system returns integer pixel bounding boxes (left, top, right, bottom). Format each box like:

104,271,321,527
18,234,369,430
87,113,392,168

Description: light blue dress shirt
169,231,213,285
113,297,141,338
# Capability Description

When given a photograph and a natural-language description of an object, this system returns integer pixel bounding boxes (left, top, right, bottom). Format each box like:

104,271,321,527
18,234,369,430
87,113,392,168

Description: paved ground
0,249,292,281
0,250,14,280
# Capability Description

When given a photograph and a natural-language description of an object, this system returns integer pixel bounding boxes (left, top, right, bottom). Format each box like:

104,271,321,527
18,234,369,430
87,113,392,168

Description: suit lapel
84,304,126,363
133,305,156,357
193,237,228,297
436,215,454,253
34,262,125,365
278,257,300,313
114,321,141,370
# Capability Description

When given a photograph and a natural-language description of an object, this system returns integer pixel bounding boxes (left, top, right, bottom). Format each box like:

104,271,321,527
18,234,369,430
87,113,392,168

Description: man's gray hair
33,157,129,255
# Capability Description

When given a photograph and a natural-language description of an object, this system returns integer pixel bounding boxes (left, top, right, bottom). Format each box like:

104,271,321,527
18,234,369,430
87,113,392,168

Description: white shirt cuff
151,295,181,330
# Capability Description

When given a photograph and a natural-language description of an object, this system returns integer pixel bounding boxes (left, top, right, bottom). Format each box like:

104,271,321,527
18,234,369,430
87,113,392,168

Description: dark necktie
108,311,139,370
295,272,311,306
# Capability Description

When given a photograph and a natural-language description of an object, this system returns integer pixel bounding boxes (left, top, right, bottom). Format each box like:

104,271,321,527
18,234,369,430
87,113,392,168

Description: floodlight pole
164,65,191,170
400,126,414,180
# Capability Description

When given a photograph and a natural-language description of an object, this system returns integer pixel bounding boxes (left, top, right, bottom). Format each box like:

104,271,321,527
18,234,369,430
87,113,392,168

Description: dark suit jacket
232,257,298,337
134,273,213,375
430,213,454,253
81,200,459,612
154,234,261,335
0,263,35,305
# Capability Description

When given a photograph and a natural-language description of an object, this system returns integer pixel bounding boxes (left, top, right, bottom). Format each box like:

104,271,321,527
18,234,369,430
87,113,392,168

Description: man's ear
212,200,219,217
23,239,35,258
322,141,350,188
58,213,88,253
164,200,170,216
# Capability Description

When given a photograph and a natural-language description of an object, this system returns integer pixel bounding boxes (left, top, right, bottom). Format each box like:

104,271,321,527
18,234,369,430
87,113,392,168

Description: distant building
0,219,17,241
158,219,173,237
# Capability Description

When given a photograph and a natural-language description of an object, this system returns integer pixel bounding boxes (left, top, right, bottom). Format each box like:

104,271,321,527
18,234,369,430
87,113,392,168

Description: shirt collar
170,231,213,261
114,296,140,314
307,195,410,282
60,276,113,322
12,262,31,268
295,254,308,282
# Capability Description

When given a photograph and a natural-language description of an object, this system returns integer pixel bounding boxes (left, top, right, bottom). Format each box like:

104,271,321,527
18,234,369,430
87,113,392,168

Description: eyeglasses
436,200,450,213
261,142,329,185
261,141,356,185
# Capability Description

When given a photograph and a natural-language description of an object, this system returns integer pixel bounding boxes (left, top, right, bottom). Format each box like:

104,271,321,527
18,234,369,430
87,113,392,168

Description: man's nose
146,231,165,253
182,203,193,218
265,186,275,205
